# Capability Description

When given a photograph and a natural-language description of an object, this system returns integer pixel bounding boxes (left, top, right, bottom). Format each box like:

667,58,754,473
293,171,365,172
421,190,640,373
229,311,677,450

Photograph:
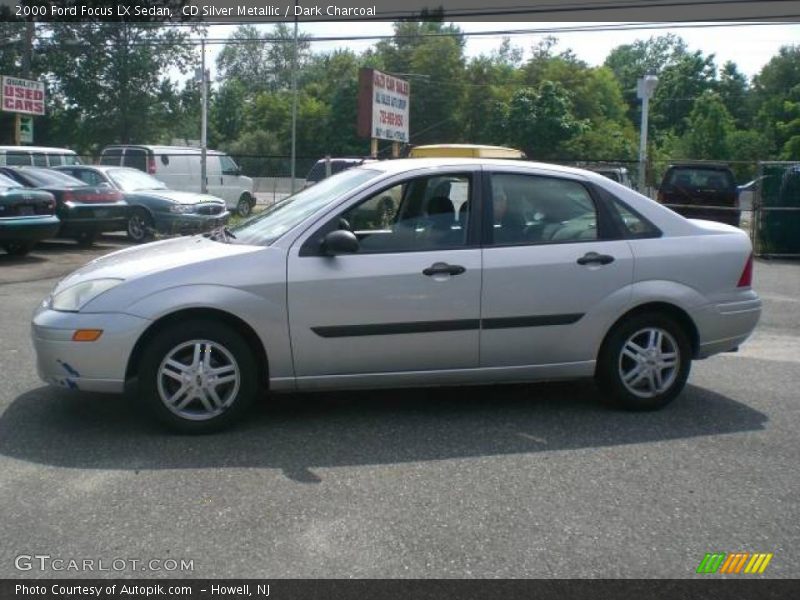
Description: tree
216,24,311,95
752,45,800,158
503,82,586,159
38,22,197,150
650,50,717,136
680,91,734,159
716,61,750,127
604,34,689,119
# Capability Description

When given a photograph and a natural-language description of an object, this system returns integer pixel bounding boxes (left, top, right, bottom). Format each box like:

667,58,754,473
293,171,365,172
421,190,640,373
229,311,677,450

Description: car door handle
577,252,615,266
423,262,466,276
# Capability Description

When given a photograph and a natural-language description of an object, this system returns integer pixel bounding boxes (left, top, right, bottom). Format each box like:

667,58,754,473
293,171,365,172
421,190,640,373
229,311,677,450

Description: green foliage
680,91,734,160
504,82,587,159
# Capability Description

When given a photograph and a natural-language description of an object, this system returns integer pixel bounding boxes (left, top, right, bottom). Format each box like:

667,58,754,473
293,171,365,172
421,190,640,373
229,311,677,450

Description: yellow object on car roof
409,144,526,159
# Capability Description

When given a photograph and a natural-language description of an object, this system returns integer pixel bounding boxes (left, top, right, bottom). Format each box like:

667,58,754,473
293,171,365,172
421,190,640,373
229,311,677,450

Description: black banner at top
3,0,800,22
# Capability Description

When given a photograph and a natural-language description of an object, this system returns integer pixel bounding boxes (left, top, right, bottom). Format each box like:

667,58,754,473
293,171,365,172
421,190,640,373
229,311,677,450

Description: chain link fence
62,152,799,256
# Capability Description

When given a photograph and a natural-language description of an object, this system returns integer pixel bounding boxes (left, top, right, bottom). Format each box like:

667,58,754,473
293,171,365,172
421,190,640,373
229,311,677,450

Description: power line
33,19,800,49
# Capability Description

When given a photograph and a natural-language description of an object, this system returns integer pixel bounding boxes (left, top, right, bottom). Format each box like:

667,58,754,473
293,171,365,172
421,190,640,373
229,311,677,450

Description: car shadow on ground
0,381,767,483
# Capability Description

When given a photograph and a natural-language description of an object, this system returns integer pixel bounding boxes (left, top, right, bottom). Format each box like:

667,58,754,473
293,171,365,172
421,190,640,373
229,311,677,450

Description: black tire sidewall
127,208,154,243
237,195,252,217
597,313,692,410
138,320,258,433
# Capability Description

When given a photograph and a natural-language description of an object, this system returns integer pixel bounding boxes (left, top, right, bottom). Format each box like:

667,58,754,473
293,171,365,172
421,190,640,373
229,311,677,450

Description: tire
595,312,692,411
236,194,253,218
127,208,155,243
138,320,258,433
3,241,35,256
74,231,96,247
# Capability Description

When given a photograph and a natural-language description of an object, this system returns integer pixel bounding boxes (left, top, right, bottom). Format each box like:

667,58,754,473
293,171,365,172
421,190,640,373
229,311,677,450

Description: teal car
55,166,229,243
0,173,60,256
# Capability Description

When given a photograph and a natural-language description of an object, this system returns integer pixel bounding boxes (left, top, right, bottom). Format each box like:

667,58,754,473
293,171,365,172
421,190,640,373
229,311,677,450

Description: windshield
17,168,85,188
108,168,167,191
231,168,381,245
0,173,21,189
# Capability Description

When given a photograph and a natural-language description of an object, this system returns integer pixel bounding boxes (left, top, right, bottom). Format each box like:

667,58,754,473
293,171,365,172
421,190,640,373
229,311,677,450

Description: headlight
51,279,124,312
169,204,196,214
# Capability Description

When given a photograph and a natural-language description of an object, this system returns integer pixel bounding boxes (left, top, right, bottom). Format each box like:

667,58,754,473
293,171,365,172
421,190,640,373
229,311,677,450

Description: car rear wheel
127,208,154,243
138,320,258,433
236,194,253,218
3,241,35,256
596,312,691,410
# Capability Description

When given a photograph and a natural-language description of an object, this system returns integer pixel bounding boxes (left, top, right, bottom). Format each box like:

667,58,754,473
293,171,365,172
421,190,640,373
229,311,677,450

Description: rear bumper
694,294,762,358
59,202,129,235
0,215,60,242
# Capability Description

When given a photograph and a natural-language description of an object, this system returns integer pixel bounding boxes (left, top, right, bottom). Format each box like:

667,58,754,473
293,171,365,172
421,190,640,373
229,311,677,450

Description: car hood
55,235,260,293
127,189,225,205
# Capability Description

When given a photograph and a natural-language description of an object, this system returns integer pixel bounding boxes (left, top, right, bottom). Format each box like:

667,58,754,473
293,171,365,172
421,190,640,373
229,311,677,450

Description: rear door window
32,153,47,167
667,168,734,190
100,149,123,166
122,148,148,172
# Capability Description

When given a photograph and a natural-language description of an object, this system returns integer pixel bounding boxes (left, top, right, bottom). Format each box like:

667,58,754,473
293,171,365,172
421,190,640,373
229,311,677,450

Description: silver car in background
31,159,761,433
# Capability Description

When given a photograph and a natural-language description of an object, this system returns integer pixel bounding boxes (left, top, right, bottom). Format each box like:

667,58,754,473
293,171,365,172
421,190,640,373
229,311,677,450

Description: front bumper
153,210,230,235
0,215,61,242
694,293,762,359
32,308,151,393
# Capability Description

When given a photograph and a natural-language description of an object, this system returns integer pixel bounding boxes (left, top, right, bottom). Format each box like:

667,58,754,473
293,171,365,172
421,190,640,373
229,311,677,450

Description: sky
196,21,800,81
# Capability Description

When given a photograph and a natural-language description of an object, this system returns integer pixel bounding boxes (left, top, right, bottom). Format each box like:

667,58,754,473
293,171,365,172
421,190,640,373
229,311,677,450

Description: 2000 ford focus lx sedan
32,159,761,433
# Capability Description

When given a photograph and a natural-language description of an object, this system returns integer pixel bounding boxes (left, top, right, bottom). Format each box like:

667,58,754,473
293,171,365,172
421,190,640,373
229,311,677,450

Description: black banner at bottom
2,579,800,600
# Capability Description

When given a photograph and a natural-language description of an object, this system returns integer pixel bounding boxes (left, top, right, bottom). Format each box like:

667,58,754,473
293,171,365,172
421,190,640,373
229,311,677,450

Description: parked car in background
55,165,230,243
32,158,759,432
657,163,740,227
0,173,60,256
0,146,82,168
590,166,633,188
305,157,376,187
0,166,127,246
99,145,255,217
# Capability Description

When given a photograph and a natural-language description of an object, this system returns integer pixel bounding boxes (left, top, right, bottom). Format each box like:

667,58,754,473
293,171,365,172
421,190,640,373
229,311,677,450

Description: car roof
0,146,77,154
103,145,225,156
360,157,597,179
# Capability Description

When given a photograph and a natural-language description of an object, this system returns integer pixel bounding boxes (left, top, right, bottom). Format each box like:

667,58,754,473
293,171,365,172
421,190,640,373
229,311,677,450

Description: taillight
62,191,75,202
147,157,156,174
737,253,753,288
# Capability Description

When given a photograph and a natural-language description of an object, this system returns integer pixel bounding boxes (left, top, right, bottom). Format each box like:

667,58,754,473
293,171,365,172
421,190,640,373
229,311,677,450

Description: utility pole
637,74,658,193
290,0,299,194
199,38,208,194
14,21,34,145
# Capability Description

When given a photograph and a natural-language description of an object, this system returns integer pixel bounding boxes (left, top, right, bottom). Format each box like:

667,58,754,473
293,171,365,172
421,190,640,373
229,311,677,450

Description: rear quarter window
100,149,123,166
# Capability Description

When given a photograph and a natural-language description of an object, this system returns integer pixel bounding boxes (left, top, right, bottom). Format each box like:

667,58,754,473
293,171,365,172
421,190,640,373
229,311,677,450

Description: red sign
2,76,46,116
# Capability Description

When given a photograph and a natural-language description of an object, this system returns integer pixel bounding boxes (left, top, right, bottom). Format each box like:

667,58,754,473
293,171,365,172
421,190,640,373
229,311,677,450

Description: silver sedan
32,159,761,432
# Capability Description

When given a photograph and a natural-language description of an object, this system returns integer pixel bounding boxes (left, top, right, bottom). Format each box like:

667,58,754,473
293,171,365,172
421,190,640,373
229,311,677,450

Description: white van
99,145,256,216
0,146,82,167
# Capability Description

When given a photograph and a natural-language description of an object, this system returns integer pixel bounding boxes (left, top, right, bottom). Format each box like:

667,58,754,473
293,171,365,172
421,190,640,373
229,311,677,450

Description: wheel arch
125,307,269,388
598,301,700,361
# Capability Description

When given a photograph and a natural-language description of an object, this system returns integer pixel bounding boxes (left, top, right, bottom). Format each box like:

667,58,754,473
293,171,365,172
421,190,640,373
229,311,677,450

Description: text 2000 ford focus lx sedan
32,159,761,433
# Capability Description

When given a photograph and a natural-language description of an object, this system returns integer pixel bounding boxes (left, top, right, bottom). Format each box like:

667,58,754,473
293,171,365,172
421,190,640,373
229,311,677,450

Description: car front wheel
127,208,154,243
236,194,253,218
138,320,258,433
596,313,691,410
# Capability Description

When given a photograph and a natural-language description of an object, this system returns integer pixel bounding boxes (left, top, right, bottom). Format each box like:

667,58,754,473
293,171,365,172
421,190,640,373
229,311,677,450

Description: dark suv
658,164,740,227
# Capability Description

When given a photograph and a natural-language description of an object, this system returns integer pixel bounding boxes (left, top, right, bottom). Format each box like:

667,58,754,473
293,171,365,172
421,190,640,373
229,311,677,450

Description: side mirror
321,229,359,256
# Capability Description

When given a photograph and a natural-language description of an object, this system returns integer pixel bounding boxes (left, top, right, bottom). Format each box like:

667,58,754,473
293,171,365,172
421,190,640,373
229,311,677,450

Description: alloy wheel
617,327,680,399
157,340,241,421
